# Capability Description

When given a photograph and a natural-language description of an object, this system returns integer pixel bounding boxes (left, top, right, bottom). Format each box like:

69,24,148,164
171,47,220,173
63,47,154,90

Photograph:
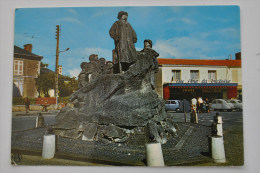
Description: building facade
155,58,242,101
13,44,43,98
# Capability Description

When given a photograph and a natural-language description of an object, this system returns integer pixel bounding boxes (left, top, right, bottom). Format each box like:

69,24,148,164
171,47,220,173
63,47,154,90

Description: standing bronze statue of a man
140,39,159,90
109,11,137,73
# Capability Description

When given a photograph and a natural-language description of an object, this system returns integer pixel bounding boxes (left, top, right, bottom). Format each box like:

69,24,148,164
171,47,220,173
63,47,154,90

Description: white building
155,58,242,101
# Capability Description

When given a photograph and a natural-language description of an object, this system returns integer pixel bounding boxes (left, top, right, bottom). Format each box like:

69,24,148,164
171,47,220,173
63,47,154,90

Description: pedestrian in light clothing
197,97,203,113
25,97,30,114
191,97,197,113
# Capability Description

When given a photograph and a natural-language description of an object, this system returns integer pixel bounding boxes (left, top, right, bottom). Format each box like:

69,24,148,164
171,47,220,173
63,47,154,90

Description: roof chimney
24,44,32,52
235,52,241,60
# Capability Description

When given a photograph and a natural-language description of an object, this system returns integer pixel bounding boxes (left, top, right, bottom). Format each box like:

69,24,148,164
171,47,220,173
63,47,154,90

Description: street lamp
55,47,69,108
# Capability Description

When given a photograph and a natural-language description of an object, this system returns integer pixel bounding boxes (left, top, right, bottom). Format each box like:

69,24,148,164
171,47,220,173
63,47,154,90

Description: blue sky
14,6,241,77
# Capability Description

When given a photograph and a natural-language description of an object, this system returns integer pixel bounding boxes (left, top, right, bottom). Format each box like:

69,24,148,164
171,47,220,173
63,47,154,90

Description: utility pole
55,25,60,107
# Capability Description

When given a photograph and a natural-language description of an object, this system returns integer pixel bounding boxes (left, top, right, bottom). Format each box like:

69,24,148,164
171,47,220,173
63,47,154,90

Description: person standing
109,11,137,73
205,98,210,113
197,97,203,113
191,97,197,113
25,97,30,114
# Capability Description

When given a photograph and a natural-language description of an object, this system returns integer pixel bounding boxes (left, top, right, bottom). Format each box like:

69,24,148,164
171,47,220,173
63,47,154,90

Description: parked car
210,99,235,112
227,99,243,111
165,100,181,112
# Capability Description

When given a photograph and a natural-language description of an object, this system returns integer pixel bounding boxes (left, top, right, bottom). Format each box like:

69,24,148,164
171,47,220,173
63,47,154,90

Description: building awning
163,83,238,88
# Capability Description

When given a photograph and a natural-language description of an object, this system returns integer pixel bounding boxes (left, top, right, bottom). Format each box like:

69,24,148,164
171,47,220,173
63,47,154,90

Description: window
172,70,181,81
208,70,216,80
190,70,199,80
14,60,23,75
171,101,176,104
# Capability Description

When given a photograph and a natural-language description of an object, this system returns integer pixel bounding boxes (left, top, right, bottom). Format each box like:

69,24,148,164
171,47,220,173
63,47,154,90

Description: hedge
12,97,70,105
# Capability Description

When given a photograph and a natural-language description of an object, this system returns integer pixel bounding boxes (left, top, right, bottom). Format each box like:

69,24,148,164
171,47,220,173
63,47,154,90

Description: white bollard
216,123,223,136
42,134,56,159
145,142,165,166
210,136,226,163
214,115,222,124
217,116,222,124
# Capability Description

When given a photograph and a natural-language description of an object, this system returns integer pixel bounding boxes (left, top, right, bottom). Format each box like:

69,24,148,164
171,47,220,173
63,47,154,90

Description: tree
40,62,49,68
35,72,78,97
58,76,78,97
35,72,55,97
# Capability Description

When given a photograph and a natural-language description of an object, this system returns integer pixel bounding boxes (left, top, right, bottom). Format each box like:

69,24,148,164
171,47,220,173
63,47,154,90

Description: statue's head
89,54,98,62
106,61,114,68
144,39,153,48
117,11,128,20
99,58,106,64
80,62,88,69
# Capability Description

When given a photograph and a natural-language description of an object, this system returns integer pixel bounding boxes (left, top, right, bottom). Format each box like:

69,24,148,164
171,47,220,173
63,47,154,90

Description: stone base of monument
11,123,212,166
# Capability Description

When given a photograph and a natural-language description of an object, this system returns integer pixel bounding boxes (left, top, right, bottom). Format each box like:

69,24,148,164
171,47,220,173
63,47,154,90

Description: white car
227,99,243,111
210,99,235,112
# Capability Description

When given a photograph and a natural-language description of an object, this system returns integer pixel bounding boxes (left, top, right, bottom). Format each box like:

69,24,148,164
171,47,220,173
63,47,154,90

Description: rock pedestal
54,52,172,144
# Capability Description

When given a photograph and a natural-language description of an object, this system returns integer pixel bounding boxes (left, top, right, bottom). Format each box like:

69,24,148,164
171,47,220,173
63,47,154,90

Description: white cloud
67,68,81,78
56,17,81,24
217,28,240,39
166,17,196,25
68,9,78,15
154,37,221,59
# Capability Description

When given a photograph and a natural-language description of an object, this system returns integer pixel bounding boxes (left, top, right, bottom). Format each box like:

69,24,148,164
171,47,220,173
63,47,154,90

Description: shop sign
176,79,231,83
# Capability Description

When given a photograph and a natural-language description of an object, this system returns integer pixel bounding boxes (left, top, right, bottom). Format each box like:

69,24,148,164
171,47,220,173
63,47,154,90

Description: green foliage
58,97,70,103
12,97,35,105
35,72,55,97
35,71,78,97
40,62,49,67
58,76,78,97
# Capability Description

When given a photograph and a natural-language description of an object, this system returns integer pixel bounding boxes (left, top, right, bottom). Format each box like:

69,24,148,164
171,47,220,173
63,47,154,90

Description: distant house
13,44,43,98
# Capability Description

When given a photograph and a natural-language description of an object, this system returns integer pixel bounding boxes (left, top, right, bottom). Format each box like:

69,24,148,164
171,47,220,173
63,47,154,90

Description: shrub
58,97,70,103
12,97,36,105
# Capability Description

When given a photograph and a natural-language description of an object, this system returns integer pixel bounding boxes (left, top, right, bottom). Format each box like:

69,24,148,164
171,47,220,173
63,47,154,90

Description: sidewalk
12,110,60,117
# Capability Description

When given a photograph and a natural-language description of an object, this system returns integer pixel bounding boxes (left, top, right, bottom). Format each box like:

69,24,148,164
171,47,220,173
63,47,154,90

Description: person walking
25,97,30,114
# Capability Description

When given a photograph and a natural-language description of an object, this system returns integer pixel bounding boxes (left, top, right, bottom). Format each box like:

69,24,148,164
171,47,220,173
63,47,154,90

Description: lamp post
55,24,70,108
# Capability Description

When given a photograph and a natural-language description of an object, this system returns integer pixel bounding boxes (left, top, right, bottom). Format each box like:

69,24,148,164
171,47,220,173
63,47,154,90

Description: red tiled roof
158,58,241,67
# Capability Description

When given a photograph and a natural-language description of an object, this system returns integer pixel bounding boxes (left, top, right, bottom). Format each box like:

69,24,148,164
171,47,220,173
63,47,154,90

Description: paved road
12,114,57,132
168,111,243,127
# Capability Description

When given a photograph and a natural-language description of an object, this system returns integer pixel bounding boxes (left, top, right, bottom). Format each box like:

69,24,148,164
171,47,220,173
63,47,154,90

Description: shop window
190,70,199,80
172,70,181,81
208,70,216,80
14,60,23,75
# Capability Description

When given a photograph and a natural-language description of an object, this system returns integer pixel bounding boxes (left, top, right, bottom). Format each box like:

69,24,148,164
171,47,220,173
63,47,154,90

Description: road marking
174,126,194,150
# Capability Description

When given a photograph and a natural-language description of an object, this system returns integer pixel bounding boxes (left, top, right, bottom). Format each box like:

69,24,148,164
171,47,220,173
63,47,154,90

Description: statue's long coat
109,20,137,64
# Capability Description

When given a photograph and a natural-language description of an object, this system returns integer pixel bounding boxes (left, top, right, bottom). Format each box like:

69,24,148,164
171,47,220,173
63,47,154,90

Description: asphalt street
12,113,56,132
169,111,243,126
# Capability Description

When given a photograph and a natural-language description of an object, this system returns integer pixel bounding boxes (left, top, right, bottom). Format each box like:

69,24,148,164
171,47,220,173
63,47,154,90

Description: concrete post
145,142,165,166
216,124,223,136
36,115,44,128
42,134,56,159
213,113,223,136
210,136,226,163
191,111,198,124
